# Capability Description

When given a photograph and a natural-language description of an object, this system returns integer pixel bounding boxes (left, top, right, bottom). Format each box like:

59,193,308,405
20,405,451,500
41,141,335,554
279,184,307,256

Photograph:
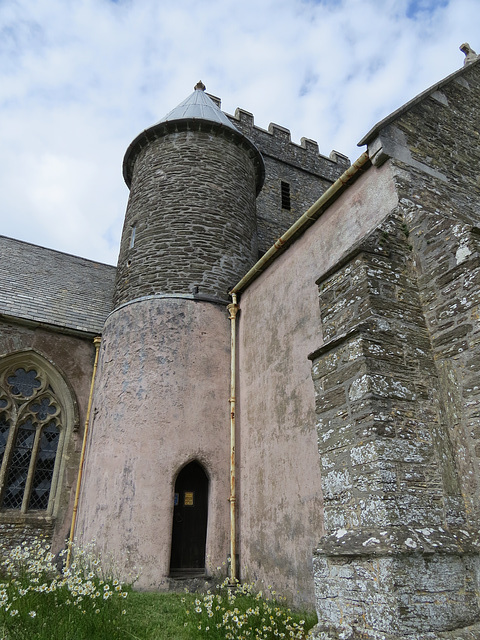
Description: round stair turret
114,83,264,307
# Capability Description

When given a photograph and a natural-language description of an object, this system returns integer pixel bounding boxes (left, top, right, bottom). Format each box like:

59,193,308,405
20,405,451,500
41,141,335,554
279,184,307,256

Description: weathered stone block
312,539,480,639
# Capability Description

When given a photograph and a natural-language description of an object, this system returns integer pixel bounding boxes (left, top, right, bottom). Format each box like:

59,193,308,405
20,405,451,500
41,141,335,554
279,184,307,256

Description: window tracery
0,363,64,513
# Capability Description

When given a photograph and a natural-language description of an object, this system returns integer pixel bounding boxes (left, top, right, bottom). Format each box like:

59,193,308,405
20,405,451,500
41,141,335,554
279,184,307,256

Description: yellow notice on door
184,491,194,506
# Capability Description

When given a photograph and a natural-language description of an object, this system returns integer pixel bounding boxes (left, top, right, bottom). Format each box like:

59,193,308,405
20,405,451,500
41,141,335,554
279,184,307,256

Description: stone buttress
309,56,480,640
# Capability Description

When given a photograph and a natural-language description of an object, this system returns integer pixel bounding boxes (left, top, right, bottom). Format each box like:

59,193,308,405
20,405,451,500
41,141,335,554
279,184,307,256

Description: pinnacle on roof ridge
460,42,479,65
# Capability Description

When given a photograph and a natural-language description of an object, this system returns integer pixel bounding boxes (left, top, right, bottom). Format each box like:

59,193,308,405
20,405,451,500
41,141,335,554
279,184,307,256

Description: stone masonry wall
256,155,334,251
310,216,480,638
309,60,480,639
0,320,96,556
385,59,480,529
0,518,55,553
312,220,448,532
227,107,350,252
115,126,259,306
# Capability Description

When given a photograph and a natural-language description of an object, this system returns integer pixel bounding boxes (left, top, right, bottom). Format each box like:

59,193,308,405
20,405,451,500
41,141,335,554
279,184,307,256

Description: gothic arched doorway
169,461,209,576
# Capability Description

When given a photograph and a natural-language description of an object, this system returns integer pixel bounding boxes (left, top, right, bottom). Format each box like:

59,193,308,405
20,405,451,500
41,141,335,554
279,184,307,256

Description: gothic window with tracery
0,364,64,513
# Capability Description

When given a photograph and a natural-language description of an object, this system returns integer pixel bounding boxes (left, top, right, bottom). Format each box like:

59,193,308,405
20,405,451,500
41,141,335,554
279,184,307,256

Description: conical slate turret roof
123,81,265,193
156,81,238,131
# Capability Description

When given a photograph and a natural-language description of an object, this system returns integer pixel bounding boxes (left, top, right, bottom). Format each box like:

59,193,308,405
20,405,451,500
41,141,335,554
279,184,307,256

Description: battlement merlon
205,92,350,181
231,109,349,180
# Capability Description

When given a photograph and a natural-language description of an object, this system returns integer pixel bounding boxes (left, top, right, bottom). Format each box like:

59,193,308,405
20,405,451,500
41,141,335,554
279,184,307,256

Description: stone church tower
76,83,264,586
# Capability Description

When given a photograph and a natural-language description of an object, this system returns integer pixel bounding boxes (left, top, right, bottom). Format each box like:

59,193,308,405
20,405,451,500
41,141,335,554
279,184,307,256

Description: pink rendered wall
237,162,398,606
0,321,95,554
76,298,231,589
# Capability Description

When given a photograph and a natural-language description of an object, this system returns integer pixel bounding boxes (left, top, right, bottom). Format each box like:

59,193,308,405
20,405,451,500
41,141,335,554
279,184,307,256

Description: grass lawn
0,539,317,639
122,591,194,640
121,589,317,640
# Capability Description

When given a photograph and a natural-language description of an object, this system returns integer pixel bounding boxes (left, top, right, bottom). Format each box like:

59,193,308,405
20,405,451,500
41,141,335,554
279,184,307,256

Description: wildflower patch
183,578,316,639
0,537,130,640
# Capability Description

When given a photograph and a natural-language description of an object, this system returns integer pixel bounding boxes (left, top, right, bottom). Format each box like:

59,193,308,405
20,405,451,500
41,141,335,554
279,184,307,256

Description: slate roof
0,236,116,335
156,84,238,131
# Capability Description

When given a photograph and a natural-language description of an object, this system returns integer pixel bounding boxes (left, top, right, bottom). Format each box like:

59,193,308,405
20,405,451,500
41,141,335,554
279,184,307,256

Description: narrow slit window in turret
281,181,291,210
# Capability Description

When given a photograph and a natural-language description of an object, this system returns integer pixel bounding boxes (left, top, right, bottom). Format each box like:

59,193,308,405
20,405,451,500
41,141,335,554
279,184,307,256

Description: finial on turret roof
460,43,479,65
194,81,206,91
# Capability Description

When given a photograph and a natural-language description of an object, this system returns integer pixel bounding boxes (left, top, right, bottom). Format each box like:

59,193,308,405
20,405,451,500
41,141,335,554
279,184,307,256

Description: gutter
230,151,370,295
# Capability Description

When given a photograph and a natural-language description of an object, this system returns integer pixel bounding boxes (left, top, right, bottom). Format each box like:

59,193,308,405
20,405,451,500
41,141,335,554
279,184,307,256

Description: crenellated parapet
206,93,349,180
227,107,350,182
205,94,350,253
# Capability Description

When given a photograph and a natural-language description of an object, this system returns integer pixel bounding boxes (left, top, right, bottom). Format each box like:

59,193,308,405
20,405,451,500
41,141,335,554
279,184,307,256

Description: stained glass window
0,364,63,513
7,368,42,398
0,395,10,469
28,422,60,510
3,420,36,509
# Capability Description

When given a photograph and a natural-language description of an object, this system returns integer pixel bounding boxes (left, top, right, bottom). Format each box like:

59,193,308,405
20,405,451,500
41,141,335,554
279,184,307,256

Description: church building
1,46,480,639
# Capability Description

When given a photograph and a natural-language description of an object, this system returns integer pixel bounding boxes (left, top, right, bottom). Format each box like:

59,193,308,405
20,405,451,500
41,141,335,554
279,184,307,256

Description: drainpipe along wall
227,294,239,582
66,335,102,568
226,152,370,584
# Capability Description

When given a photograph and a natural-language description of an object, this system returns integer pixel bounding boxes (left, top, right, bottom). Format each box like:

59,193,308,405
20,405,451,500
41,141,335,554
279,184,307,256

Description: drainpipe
227,294,239,583
224,152,370,582
66,335,102,569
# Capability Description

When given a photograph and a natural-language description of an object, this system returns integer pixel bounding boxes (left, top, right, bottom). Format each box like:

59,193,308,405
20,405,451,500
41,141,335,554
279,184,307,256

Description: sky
0,0,478,265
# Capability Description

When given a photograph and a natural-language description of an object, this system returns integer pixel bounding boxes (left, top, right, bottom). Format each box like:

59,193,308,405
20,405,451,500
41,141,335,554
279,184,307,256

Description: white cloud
0,0,478,264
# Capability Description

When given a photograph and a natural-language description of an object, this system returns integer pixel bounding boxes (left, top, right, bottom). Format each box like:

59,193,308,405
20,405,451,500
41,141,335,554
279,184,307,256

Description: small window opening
129,225,136,249
281,181,291,210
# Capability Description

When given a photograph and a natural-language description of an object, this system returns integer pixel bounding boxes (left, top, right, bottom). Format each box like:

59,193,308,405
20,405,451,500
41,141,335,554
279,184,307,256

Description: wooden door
169,461,208,571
